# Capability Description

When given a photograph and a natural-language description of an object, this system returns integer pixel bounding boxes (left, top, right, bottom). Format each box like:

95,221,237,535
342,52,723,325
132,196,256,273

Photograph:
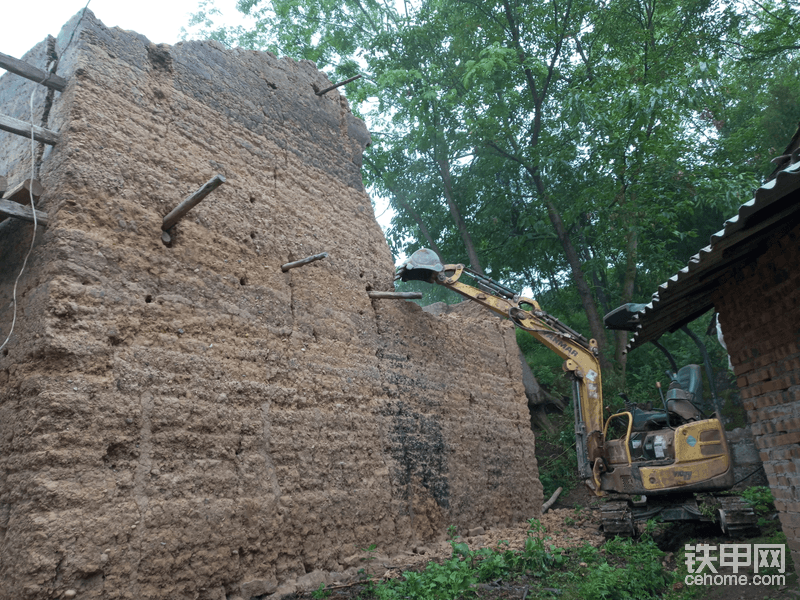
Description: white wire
0,3,89,352
0,86,40,352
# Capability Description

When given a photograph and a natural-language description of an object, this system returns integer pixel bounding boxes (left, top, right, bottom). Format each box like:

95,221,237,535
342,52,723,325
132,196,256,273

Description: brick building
625,134,800,572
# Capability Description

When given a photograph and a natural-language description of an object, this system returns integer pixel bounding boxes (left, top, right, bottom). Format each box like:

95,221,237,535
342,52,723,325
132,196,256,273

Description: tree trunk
393,191,444,260
482,145,613,371
614,227,639,375
533,178,612,371
498,0,610,369
437,156,484,274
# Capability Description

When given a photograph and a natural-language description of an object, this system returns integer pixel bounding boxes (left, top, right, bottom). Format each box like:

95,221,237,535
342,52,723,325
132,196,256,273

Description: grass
337,519,678,600
316,486,793,600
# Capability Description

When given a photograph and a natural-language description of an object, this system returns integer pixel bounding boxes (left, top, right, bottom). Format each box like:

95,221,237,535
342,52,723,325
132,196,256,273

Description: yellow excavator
397,248,757,536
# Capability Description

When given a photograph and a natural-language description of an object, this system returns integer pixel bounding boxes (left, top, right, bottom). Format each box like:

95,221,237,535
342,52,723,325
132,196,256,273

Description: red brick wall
714,218,800,571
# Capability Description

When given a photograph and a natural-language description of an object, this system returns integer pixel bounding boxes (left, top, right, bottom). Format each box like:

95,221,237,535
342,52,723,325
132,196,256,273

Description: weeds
347,520,681,600
572,534,670,600
324,489,790,600
741,485,776,516
357,543,378,582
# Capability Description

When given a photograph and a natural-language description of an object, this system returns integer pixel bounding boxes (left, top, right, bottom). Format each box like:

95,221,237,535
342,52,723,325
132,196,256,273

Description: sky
2,0,247,70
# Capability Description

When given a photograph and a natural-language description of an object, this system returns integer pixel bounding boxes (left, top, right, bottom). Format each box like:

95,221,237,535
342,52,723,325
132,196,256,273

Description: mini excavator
397,248,757,536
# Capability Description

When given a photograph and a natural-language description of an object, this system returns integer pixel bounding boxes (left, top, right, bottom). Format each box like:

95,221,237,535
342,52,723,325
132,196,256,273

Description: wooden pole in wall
162,174,226,232
315,75,362,96
367,291,423,300
281,252,329,272
0,51,67,92
0,199,48,226
3,179,43,205
0,113,59,145
0,179,47,225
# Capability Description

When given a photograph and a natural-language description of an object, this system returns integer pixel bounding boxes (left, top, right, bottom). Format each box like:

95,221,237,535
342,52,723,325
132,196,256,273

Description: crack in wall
129,390,154,597
34,36,59,178
286,271,297,342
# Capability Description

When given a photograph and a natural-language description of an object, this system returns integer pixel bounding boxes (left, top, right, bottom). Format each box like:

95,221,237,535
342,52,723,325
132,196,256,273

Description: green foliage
760,529,794,573
357,543,379,581
517,328,571,395
577,541,600,565
535,415,580,500
369,519,569,599
370,530,673,600
373,552,478,600
523,519,567,575
573,536,669,600
332,526,700,600
311,583,332,599
741,486,776,516
185,0,800,391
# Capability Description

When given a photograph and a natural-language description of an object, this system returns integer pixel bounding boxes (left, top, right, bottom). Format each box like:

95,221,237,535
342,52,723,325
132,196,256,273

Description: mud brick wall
0,11,542,600
714,217,800,572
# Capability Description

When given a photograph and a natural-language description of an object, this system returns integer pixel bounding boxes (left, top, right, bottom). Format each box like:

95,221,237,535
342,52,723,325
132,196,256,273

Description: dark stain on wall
382,401,450,509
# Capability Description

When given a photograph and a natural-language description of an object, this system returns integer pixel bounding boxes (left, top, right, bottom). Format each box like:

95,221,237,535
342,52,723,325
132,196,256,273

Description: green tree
185,0,800,386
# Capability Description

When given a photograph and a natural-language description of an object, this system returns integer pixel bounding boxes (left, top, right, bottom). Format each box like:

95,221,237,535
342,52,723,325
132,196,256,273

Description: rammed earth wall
0,11,542,599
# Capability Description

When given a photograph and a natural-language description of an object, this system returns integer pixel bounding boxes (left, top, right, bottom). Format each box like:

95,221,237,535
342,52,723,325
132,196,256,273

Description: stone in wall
0,10,542,600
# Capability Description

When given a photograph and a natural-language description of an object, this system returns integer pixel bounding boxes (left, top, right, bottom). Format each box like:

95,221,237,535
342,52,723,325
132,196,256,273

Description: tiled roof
626,158,800,351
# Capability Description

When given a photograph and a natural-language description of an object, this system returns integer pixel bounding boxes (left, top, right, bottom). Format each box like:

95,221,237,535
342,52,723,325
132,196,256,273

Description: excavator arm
398,249,756,534
397,249,606,492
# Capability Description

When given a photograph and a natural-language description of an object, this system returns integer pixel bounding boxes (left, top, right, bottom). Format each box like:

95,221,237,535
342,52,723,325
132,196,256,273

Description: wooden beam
0,199,48,226
0,51,67,92
367,291,423,300
315,75,362,96
162,174,226,231
2,179,43,205
0,112,59,145
542,487,563,513
281,252,329,272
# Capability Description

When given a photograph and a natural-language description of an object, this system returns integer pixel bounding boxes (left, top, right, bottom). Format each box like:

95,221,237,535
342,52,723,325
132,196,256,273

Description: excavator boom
397,249,606,490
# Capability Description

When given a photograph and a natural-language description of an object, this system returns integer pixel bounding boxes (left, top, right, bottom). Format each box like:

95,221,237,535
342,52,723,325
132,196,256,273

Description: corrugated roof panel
626,159,800,352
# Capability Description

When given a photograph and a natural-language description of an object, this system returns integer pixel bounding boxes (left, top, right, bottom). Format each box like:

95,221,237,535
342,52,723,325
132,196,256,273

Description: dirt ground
284,506,606,599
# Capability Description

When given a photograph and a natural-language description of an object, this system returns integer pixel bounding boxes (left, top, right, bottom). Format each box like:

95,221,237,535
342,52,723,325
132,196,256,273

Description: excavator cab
621,364,705,430
599,302,758,536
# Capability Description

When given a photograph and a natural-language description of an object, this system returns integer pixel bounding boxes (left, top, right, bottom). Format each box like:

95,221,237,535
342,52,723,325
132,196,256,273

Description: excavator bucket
603,302,649,331
396,248,444,283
